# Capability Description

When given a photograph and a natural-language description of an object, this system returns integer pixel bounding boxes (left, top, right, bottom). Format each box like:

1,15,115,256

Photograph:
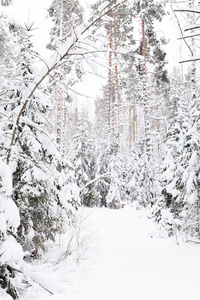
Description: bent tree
0,1,129,298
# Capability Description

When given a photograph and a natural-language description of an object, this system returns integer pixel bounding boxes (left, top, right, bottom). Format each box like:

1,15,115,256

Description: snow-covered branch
184,25,200,32
179,57,200,63
178,33,200,40
79,172,111,193
174,8,200,14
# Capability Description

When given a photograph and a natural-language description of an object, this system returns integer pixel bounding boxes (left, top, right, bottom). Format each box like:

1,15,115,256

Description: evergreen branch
6,63,56,164
59,0,128,63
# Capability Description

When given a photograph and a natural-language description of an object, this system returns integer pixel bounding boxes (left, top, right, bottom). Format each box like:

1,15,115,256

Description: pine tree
92,0,135,150
125,151,140,204
156,0,200,240
47,0,83,50
134,0,168,157
47,0,83,154
93,142,113,207
106,157,121,209
132,0,168,208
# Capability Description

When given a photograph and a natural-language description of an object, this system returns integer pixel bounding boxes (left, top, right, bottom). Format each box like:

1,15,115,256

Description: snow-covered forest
1,0,200,299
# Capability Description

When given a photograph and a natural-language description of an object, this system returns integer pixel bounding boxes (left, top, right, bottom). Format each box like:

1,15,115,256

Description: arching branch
6,0,128,164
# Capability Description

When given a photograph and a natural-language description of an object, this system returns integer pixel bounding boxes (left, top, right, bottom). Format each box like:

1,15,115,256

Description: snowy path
66,206,200,300
21,206,200,300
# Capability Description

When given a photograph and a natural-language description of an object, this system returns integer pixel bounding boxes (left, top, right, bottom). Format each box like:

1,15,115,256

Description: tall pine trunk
129,90,132,151
114,1,120,148
142,19,150,159
108,20,113,136
57,0,67,155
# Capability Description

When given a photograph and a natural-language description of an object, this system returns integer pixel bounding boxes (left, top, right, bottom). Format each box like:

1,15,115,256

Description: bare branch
174,8,200,14
178,33,200,39
171,4,193,56
179,57,200,63
184,25,200,31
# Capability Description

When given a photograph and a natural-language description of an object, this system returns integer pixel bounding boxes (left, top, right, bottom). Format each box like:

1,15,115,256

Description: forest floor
6,205,200,299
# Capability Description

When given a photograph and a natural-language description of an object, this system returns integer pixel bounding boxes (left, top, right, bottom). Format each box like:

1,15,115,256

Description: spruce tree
0,15,23,299
0,20,80,258
94,142,113,207
71,112,97,207
154,70,190,237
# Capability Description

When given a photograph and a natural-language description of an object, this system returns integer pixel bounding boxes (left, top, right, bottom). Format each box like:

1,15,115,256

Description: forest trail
22,206,200,300
65,206,200,300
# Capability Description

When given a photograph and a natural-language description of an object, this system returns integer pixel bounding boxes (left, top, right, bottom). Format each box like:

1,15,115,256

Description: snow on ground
6,205,200,299
61,206,200,300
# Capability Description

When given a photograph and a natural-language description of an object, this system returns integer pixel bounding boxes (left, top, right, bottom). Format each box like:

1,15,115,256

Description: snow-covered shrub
0,19,81,258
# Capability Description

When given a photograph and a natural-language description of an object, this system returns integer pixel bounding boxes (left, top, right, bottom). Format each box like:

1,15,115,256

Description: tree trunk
129,90,132,151
188,0,197,103
108,20,113,136
56,73,62,147
142,19,150,159
57,0,67,154
133,94,136,146
114,0,120,148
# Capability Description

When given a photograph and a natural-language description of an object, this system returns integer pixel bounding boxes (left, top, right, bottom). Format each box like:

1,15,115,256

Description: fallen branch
186,239,200,244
